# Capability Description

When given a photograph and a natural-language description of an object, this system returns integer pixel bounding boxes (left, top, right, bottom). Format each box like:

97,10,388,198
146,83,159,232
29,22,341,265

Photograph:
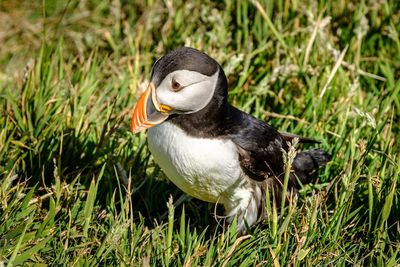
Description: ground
0,0,399,266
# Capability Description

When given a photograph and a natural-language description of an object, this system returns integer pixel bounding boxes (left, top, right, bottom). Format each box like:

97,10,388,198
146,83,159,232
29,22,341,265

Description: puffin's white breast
147,122,247,205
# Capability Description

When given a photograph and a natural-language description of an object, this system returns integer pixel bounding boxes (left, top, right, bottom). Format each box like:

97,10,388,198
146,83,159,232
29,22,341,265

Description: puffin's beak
131,82,173,133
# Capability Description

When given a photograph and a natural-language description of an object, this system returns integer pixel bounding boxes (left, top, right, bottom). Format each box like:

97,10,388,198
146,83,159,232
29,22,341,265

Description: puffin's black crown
151,47,220,87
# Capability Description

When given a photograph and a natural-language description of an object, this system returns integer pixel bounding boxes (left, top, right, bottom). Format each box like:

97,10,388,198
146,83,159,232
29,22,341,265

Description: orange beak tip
130,84,169,133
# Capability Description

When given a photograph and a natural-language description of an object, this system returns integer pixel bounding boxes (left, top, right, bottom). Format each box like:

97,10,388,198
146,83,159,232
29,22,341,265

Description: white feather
148,122,261,232
156,70,219,114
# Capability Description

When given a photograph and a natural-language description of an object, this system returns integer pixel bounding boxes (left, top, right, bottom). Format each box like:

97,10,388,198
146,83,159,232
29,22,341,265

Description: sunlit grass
0,0,399,265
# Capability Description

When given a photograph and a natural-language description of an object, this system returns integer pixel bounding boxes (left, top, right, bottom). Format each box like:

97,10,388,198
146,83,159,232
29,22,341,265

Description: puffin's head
131,47,227,133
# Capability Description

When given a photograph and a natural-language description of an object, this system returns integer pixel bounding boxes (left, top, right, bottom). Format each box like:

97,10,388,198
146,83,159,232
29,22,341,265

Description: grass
0,0,399,265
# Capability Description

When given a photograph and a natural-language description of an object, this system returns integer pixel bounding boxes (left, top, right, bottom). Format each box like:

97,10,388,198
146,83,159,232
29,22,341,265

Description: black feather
291,148,331,184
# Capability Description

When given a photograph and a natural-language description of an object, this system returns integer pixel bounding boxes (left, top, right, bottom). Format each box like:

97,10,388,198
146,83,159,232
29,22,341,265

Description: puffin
130,47,330,233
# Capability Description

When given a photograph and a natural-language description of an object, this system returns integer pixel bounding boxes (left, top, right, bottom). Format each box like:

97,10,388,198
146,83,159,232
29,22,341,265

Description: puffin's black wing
225,107,330,183
225,107,287,182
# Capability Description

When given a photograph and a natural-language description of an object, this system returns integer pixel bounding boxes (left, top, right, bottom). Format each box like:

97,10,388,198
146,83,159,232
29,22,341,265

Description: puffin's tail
255,148,330,232
290,148,331,187
279,133,330,188
262,148,330,207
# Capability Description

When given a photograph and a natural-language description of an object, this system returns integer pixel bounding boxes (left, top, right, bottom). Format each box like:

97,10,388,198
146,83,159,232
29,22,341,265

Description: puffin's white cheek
177,81,215,111
156,87,176,108
154,69,219,113
158,81,215,113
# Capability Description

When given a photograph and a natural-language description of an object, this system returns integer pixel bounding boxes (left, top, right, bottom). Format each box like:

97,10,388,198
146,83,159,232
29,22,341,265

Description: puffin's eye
171,78,183,92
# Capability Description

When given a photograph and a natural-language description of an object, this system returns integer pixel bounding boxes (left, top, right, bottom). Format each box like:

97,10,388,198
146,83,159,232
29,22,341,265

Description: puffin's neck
168,67,230,138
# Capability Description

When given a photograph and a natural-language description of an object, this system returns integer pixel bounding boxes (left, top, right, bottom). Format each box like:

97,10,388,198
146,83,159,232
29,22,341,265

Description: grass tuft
0,0,399,265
